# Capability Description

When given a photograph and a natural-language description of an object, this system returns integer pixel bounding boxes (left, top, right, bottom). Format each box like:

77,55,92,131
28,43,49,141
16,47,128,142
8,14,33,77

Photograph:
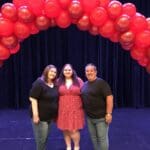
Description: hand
105,114,112,124
33,115,40,124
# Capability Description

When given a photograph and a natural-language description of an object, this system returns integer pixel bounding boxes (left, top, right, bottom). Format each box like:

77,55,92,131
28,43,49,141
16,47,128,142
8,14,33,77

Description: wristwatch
106,113,112,116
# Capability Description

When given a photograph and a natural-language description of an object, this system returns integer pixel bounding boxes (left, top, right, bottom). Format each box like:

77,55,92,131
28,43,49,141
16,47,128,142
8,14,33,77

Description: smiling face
63,64,73,79
47,67,57,80
85,65,97,82
43,65,57,83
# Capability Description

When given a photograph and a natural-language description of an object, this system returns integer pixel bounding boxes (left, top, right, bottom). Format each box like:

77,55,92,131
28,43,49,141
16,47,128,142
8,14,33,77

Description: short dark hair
85,63,97,71
42,64,57,83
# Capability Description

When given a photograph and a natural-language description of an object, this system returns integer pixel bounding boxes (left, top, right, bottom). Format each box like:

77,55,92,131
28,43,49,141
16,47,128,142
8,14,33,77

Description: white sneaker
74,147,80,150
66,147,71,150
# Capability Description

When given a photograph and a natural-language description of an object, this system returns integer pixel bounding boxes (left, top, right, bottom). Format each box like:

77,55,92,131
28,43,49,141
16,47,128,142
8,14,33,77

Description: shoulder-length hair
41,64,57,83
57,64,80,87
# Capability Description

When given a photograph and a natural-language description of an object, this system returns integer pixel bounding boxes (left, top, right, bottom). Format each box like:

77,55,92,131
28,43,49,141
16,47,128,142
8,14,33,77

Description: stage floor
0,108,150,150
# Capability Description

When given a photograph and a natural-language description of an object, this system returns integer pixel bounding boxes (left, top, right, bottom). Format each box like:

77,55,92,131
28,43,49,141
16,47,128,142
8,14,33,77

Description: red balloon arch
0,0,150,73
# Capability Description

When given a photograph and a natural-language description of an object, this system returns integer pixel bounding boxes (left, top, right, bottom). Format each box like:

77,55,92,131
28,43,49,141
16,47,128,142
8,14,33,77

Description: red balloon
28,0,45,16
131,46,146,53
89,25,99,36
99,19,115,38
109,31,120,43
146,62,150,74
138,57,149,67
0,43,10,60
121,43,134,51
18,6,35,23
80,0,100,14
0,17,14,36
71,18,78,24
90,7,108,26
44,0,61,18
99,0,110,8
56,11,71,28
146,47,150,60
35,15,51,30
146,18,150,31
122,3,136,17
119,31,135,45
50,18,56,27
1,35,18,49
130,47,145,61
107,1,122,19
115,15,131,32
14,21,30,40
68,1,83,19
77,14,90,31
13,0,29,8
10,43,20,54
130,13,147,33
1,3,17,21
28,22,39,34
59,0,71,9
135,30,150,48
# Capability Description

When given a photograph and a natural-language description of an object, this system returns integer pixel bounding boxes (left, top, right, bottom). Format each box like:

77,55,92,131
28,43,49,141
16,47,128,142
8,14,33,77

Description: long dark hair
41,64,57,83
57,64,80,87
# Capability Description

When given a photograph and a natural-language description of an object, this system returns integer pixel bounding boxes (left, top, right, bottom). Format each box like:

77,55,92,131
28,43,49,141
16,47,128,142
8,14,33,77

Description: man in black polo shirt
81,63,113,150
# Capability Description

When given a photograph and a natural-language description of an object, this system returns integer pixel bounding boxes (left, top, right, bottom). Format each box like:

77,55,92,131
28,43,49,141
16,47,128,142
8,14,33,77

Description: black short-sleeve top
81,77,112,119
29,78,59,121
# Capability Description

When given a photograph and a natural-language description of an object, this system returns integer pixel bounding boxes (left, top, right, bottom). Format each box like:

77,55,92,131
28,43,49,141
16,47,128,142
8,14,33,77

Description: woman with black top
29,64,59,150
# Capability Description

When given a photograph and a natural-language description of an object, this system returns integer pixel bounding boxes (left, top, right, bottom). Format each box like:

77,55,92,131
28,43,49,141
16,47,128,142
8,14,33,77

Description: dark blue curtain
0,0,150,109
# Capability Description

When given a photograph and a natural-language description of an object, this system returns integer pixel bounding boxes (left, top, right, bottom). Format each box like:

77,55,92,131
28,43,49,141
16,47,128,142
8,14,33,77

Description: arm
105,95,113,124
29,97,40,124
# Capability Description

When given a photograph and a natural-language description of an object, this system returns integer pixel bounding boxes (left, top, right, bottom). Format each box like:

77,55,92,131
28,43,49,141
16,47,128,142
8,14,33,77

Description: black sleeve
101,80,112,97
29,79,42,100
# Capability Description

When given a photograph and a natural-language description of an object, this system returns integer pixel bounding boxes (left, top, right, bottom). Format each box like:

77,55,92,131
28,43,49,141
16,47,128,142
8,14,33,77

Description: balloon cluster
0,0,150,73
